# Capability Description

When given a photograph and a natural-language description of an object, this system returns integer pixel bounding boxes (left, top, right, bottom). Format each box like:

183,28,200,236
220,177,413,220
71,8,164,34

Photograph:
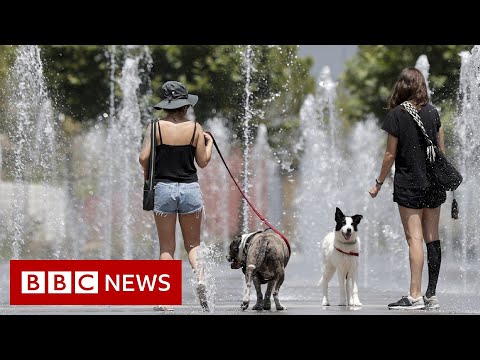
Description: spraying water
100,44,117,259
294,63,423,290
251,123,283,231
4,45,64,259
241,45,254,234
75,46,153,260
116,54,142,259
200,117,233,254
445,45,480,292
294,66,343,263
292,54,480,295
415,54,433,98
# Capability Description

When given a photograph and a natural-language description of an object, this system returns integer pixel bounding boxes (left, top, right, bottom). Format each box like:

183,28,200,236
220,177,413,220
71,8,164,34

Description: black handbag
402,101,463,192
143,119,157,211
425,146,463,192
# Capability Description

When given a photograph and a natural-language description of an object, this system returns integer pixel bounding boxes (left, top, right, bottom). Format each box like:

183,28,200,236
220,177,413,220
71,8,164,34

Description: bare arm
369,133,398,198
139,123,152,180
194,123,213,168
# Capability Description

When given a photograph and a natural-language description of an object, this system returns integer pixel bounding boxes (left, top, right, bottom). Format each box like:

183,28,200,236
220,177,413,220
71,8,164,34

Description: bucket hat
153,81,198,110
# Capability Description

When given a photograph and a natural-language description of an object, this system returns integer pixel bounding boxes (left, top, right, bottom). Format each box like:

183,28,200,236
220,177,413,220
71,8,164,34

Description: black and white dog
226,229,290,311
318,207,363,307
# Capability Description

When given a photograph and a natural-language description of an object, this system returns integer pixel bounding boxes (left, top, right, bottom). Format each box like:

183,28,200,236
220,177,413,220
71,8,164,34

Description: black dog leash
206,131,291,256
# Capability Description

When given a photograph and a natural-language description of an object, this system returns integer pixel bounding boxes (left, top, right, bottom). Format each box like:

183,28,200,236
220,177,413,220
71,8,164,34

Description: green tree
337,45,473,125
40,45,111,123
148,45,313,136
0,45,18,131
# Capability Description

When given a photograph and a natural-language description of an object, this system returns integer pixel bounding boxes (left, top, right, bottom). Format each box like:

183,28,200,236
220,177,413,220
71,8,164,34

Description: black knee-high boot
426,240,441,298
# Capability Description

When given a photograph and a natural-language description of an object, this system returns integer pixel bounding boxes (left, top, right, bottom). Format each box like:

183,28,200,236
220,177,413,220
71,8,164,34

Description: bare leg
154,213,177,260
178,212,202,277
252,276,264,310
153,213,177,311
398,205,424,299
422,207,441,243
179,211,208,311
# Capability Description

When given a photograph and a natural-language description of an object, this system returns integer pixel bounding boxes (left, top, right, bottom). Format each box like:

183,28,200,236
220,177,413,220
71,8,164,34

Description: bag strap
190,121,197,145
148,119,157,190
401,101,436,163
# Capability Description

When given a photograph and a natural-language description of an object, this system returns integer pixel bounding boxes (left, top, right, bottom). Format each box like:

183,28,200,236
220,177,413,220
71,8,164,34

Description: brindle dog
226,230,290,311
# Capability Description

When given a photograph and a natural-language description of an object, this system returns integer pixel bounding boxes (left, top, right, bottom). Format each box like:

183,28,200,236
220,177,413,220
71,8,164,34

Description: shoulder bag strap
148,119,157,190
401,101,436,162
190,121,197,145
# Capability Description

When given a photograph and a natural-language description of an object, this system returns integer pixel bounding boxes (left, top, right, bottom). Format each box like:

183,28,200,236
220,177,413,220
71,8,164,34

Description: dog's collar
238,231,262,264
335,246,359,257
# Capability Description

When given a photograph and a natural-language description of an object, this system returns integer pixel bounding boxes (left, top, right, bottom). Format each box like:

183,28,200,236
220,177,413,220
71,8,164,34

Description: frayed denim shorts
153,180,204,216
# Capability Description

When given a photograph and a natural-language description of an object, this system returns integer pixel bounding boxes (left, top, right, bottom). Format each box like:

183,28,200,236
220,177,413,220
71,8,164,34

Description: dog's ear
352,214,363,225
335,207,345,221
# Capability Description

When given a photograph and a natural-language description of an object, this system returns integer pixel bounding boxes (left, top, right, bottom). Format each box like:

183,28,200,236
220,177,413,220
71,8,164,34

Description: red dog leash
206,131,291,256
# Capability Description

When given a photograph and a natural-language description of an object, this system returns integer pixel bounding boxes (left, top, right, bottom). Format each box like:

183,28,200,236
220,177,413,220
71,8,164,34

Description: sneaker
424,295,440,310
196,283,209,312
388,295,425,310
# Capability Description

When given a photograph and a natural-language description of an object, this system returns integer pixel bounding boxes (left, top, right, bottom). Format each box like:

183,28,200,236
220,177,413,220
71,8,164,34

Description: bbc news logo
10,260,182,305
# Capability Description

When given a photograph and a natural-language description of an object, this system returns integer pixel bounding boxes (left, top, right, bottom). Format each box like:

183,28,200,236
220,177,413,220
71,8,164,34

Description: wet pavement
1,259,480,315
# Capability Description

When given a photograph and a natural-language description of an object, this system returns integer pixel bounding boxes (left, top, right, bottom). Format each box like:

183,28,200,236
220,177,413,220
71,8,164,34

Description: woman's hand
369,184,381,198
203,131,212,146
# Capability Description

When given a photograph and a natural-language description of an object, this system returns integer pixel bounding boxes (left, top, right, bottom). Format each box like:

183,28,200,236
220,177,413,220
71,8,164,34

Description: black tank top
154,120,198,183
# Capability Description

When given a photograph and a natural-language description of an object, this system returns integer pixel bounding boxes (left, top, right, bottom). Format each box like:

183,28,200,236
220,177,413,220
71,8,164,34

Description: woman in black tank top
139,81,213,311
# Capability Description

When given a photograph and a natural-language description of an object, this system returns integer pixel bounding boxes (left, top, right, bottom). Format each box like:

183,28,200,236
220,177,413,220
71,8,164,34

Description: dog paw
252,302,263,311
241,302,249,311
322,300,330,306
262,299,271,310
276,304,287,311
349,300,362,307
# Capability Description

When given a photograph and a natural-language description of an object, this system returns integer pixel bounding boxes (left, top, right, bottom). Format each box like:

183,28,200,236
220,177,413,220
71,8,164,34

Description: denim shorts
153,181,204,215
393,183,446,209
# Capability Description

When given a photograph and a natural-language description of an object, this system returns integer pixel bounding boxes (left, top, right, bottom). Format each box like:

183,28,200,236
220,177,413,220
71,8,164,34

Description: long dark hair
388,68,429,110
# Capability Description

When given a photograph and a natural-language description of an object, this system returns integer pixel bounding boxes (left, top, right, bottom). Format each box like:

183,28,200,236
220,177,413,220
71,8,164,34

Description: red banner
10,260,182,305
